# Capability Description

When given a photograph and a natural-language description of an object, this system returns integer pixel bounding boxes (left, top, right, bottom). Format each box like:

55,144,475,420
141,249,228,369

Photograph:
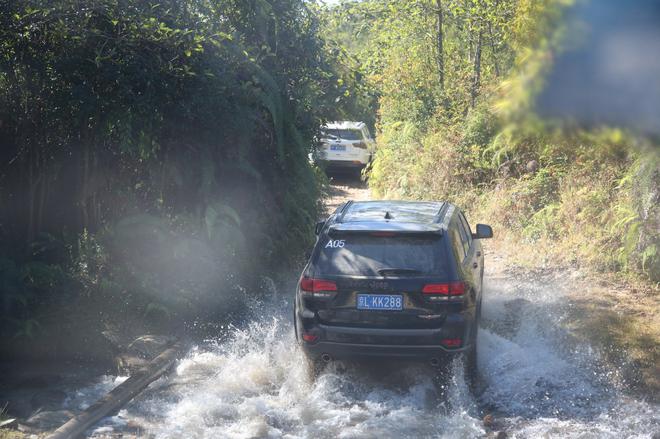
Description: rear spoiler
328,222,443,237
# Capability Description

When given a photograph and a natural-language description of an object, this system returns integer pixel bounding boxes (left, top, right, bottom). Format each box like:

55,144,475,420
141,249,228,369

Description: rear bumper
321,159,368,169
298,323,472,361
301,340,470,361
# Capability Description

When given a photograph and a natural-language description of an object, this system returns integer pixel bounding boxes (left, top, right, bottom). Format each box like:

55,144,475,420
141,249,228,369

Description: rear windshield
315,235,446,276
322,129,364,141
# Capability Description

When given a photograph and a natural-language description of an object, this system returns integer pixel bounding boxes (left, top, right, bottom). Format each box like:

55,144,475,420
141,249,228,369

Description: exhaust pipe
430,358,440,367
321,353,332,363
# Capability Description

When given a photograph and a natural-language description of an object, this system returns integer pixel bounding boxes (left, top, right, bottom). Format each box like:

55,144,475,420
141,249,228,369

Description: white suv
315,121,375,173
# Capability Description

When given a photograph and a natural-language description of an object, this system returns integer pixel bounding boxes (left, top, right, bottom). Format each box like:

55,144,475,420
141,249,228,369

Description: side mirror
472,224,493,239
314,220,326,235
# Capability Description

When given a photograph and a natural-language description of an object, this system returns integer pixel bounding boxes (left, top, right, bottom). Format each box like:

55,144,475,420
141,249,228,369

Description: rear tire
463,324,479,390
304,354,324,381
430,360,452,389
466,298,484,382
357,166,367,181
293,301,299,342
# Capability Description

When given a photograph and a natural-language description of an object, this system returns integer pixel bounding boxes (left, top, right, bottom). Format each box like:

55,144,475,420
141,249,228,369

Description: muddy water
78,180,659,438
81,258,659,438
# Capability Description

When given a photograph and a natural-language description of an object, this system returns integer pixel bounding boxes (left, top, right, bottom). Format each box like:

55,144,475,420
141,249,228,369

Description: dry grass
0,405,23,439
0,431,26,439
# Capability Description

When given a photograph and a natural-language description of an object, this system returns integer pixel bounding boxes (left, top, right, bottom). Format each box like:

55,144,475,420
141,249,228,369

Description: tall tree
435,0,444,91
471,27,483,107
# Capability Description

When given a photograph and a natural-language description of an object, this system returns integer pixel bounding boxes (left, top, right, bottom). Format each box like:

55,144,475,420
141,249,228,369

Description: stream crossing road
67,174,659,438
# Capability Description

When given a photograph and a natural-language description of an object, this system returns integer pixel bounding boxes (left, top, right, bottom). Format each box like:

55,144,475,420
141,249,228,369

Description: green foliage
348,0,659,281
462,104,500,149
0,0,350,338
617,154,660,280
321,0,516,119
0,254,70,339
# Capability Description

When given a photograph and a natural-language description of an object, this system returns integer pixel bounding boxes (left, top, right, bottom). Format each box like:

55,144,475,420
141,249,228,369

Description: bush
0,0,348,342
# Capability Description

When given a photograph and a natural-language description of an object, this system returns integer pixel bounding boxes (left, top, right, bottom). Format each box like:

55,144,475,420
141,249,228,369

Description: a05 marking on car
325,239,346,248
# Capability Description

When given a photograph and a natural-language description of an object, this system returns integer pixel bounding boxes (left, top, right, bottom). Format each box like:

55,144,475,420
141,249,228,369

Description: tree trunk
435,0,444,91
81,141,90,231
37,150,48,236
27,149,35,245
471,28,483,108
488,22,501,77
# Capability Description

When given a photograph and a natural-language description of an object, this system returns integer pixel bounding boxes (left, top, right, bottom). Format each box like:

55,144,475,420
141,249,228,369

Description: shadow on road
327,171,366,188
324,170,370,214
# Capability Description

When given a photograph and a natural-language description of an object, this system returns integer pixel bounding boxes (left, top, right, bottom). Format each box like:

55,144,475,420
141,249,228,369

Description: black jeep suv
294,200,492,372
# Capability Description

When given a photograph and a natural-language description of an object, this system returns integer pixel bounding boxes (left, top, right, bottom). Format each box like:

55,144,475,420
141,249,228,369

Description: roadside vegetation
320,0,658,283
0,0,366,359
319,0,659,395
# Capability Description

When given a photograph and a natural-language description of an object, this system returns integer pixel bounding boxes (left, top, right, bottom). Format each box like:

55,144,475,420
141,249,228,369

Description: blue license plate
330,144,346,151
357,294,403,311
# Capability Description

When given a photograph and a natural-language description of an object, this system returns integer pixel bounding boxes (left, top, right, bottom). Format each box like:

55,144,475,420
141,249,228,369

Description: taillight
299,277,337,298
422,282,465,300
299,277,314,292
440,338,462,348
353,142,368,149
302,333,319,343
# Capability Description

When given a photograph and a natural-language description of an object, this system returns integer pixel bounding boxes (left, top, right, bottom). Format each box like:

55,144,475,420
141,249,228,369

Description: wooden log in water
46,341,186,439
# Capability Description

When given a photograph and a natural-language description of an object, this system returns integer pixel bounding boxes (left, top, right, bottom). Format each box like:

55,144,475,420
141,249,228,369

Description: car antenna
384,211,393,220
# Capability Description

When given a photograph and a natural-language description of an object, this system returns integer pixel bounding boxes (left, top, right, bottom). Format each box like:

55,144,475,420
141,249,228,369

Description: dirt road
323,173,371,214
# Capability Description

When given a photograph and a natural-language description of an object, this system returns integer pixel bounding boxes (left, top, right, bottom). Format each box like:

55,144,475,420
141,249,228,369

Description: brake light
302,333,319,343
423,284,449,294
353,142,368,149
440,338,462,348
422,282,465,298
299,277,337,298
300,277,314,291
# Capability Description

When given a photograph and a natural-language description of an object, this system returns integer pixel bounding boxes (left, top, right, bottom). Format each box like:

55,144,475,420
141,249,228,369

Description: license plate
357,294,403,311
330,144,346,151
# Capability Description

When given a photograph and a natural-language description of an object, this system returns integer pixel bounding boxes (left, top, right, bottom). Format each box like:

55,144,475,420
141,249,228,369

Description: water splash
84,275,659,438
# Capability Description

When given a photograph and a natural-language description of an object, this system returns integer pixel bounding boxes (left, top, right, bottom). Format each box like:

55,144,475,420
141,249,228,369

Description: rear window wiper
377,268,422,276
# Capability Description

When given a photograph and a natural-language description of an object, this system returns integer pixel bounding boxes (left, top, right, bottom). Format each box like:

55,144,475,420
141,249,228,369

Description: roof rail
337,200,354,223
433,202,449,223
